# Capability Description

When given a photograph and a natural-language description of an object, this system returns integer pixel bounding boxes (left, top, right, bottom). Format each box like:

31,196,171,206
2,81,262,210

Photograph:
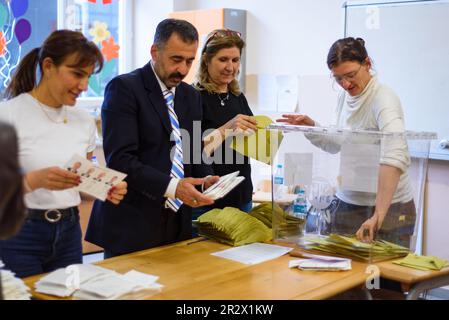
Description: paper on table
35,264,115,297
300,252,351,262
289,258,352,271
73,270,163,300
64,154,127,201
211,242,293,265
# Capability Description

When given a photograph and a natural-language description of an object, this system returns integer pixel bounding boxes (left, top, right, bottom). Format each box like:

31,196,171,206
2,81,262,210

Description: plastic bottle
293,187,308,220
273,164,284,198
91,155,99,166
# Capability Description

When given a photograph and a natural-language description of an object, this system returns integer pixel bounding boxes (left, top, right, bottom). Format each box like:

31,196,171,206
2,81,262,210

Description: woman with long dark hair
0,30,127,278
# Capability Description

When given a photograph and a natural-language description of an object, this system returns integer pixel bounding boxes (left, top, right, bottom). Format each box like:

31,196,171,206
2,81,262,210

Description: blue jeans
191,201,253,237
0,211,82,278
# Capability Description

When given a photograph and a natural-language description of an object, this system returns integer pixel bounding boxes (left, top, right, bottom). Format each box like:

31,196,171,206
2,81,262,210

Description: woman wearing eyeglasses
192,29,257,225
278,37,415,248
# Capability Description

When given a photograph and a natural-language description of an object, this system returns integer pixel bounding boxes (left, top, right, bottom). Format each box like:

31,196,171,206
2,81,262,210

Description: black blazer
86,62,212,255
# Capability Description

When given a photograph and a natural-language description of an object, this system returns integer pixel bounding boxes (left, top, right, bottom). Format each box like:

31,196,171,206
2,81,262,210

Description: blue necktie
164,90,184,212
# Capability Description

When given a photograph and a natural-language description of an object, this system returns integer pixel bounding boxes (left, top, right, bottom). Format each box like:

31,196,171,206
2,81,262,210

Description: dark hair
196,29,245,95
0,121,26,240
327,37,368,69
154,18,198,49
4,29,104,99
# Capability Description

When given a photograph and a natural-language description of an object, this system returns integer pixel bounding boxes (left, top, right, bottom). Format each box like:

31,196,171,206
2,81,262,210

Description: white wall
174,0,343,76
133,0,175,68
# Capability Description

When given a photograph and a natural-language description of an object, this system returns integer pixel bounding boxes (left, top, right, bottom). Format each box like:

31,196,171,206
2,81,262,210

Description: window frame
57,0,133,108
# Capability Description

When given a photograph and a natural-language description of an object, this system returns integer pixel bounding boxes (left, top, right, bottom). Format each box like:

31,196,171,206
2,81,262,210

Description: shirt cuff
164,178,180,199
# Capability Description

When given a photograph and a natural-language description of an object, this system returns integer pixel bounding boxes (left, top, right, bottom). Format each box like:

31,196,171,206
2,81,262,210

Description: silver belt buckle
44,209,62,223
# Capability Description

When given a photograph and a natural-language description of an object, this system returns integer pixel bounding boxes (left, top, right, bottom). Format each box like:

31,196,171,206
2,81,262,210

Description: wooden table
24,239,369,300
376,260,449,300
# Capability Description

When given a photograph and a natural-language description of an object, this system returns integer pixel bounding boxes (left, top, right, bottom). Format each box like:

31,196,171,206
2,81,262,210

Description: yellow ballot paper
393,253,449,271
230,115,283,165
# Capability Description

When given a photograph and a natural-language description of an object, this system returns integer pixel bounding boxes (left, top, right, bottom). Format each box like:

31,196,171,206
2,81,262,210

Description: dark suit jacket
85,62,212,255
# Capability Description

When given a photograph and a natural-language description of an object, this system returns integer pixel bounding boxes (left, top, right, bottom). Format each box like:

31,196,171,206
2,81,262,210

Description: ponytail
327,37,369,69
4,47,40,99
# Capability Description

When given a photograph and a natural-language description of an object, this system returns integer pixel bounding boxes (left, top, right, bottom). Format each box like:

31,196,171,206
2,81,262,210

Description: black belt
27,207,79,223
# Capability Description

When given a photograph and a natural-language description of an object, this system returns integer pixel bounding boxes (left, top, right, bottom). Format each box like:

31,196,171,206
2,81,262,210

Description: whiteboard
344,0,449,160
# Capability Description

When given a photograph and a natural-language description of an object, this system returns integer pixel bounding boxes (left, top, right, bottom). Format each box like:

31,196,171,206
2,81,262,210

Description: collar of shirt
150,60,176,97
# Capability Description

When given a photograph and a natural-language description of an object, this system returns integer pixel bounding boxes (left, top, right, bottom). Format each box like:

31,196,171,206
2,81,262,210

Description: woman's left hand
106,181,127,205
356,213,385,243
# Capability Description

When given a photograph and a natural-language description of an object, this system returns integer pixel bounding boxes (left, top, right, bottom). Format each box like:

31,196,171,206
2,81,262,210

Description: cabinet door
169,9,224,84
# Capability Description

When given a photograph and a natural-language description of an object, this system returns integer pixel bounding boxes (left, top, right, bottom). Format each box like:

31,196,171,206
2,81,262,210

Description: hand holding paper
175,177,215,207
26,166,80,191
64,154,127,202
203,171,245,200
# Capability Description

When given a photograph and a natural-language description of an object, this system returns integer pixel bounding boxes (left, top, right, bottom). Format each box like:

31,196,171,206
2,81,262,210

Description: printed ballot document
203,171,245,200
64,154,126,201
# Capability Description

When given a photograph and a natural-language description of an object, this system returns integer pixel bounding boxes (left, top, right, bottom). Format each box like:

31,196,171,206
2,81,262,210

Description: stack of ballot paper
0,261,31,300
35,264,116,297
299,234,410,262
35,264,163,299
393,253,449,271
73,270,163,300
194,207,272,246
203,171,245,200
289,253,352,271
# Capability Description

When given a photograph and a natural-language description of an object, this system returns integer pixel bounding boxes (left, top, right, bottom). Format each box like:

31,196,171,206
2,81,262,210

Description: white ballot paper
211,243,293,265
64,154,127,201
288,253,352,271
203,171,245,200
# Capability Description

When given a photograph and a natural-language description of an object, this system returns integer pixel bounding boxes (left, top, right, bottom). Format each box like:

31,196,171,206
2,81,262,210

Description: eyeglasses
203,30,242,52
331,64,363,84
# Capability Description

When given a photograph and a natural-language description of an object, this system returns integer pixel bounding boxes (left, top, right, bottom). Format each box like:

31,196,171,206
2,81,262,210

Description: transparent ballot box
267,124,436,261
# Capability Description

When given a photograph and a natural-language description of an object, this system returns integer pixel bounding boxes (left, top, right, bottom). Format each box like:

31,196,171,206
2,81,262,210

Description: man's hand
203,175,220,191
175,177,214,207
26,167,80,191
107,181,128,205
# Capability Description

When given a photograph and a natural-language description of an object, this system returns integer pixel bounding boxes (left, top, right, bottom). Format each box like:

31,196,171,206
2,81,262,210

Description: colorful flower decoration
0,31,6,56
88,0,112,4
0,0,32,90
89,21,110,44
101,36,120,61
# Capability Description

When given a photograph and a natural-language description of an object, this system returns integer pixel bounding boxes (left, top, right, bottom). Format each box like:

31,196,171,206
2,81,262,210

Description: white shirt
150,61,180,199
307,77,413,206
0,93,96,209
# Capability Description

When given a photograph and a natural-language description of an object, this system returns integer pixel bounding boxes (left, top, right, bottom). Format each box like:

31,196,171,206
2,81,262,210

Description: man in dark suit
86,19,218,258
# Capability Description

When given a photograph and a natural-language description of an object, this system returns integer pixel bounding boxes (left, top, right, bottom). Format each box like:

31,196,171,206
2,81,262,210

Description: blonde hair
195,29,245,96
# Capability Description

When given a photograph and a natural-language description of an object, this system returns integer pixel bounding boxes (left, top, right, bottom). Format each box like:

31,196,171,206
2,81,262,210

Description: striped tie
164,90,184,212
